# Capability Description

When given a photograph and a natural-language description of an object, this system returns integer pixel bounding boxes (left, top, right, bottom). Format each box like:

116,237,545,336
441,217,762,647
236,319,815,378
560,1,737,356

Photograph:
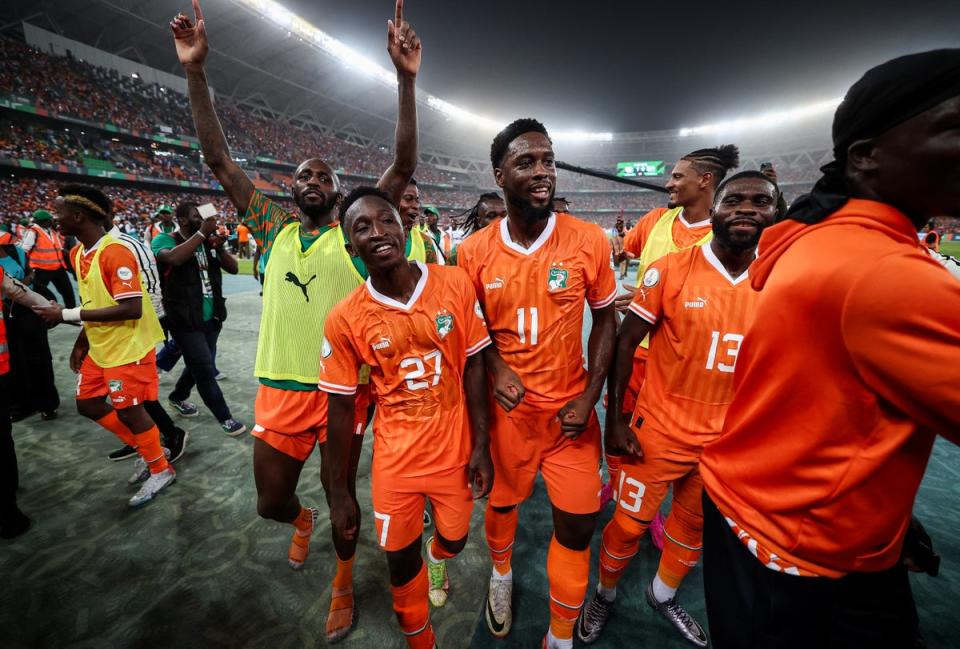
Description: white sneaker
128,467,176,507
485,572,513,638
127,448,171,484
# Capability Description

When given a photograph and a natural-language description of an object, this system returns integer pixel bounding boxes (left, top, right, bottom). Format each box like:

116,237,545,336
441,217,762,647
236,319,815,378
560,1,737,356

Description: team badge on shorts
548,266,568,291
108,379,123,393
436,312,454,339
643,267,660,288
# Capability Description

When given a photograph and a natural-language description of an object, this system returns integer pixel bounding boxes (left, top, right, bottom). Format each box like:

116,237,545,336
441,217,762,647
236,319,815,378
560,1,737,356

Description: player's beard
294,190,339,220
712,217,762,252
514,191,554,223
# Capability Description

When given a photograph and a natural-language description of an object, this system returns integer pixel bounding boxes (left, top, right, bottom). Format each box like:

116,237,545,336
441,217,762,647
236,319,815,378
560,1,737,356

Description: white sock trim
546,629,573,649
491,567,512,581
597,582,617,602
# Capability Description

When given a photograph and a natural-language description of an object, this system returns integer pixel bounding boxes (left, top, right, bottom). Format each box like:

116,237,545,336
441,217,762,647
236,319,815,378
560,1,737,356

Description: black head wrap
786,49,960,224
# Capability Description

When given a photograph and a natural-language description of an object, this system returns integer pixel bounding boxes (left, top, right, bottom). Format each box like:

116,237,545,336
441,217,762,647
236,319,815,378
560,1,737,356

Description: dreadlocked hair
682,144,740,186
457,192,502,236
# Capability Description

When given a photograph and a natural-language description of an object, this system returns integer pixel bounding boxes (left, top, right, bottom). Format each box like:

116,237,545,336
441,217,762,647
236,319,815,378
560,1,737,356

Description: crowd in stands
1,34,832,229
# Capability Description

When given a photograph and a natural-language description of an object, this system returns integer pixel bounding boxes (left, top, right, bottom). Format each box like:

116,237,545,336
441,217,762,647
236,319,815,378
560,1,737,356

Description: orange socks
657,503,703,589
132,425,169,474
428,536,457,562
598,514,645,592
326,556,356,641
391,562,435,649
485,505,519,576
294,506,314,532
96,411,136,447
546,535,590,642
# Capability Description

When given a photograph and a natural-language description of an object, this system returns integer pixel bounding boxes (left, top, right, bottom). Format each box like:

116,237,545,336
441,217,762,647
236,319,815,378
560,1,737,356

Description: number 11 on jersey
517,307,539,345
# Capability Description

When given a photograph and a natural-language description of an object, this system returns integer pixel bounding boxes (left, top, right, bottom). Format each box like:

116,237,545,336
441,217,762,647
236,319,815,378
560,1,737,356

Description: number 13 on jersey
705,331,743,373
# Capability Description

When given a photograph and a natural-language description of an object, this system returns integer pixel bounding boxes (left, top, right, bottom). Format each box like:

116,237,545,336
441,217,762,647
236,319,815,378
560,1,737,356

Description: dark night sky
283,0,960,132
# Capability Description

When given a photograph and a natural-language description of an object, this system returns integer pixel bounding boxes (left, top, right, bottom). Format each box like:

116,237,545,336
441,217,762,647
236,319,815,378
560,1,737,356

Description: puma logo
284,272,317,301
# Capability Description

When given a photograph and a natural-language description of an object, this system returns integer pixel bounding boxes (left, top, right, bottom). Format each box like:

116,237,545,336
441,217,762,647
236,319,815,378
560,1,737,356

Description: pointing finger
192,0,204,22
395,0,403,29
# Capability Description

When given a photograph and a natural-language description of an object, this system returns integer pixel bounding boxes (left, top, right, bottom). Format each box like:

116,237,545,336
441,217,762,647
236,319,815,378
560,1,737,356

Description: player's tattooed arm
464,352,493,499
171,0,254,214
604,312,653,458
326,393,360,541
378,0,421,207
558,303,617,439
483,344,526,412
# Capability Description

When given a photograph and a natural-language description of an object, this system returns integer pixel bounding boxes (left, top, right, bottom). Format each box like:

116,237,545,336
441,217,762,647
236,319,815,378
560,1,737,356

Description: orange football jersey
457,213,617,407
628,244,759,443
320,262,491,479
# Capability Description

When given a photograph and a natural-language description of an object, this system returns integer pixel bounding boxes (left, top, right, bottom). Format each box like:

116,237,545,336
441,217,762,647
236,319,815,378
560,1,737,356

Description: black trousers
0,373,19,515
702,492,918,649
168,320,231,423
4,301,59,414
32,268,76,309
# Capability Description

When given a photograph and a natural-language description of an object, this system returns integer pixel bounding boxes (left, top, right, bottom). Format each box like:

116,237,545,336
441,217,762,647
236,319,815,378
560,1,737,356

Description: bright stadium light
235,0,615,142
677,98,842,137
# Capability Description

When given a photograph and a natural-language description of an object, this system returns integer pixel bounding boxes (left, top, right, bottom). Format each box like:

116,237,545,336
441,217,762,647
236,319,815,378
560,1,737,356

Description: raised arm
377,0,421,206
171,0,254,214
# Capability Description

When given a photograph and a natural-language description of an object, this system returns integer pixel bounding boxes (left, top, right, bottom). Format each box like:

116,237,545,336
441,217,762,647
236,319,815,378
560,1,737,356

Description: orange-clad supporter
578,172,779,647
324,187,493,649
236,222,250,258
457,119,617,649
603,145,739,541
32,185,172,508
699,50,960,649
23,209,77,309
171,1,422,641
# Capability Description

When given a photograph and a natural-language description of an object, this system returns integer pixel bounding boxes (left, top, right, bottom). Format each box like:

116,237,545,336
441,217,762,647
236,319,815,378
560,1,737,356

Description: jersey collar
678,209,711,229
499,213,556,256
701,243,752,286
365,260,429,311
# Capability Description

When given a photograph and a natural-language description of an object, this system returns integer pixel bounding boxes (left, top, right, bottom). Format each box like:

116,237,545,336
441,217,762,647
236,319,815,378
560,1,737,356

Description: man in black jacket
153,202,245,436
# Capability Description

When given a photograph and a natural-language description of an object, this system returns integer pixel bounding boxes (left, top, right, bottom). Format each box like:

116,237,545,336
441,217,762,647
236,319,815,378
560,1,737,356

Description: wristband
62,307,82,323
193,231,207,241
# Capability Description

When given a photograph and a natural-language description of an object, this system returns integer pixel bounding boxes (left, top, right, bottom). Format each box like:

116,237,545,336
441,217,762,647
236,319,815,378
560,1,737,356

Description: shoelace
584,596,612,627
664,600,697,632
427,560,445,587
490,580,511,618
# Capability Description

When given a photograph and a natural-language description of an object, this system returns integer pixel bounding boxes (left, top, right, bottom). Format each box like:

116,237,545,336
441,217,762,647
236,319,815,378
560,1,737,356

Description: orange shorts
76,350,158,409
488,401,602,514
372,464,473,551
251,383,371,462
615,426,703,523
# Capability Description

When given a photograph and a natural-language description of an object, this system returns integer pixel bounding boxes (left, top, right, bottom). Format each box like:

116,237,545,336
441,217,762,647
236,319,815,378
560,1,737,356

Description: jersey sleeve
318,307,362,395
628,256,669,325
150,232,177,257
244,189,296,255
455,271,492,356
585,228,618,309
842,252,960,443
622,208,664,258
99,245,143,301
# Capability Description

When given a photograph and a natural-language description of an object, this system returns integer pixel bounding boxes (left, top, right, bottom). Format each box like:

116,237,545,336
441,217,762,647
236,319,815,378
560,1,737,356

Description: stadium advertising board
616,161,665,177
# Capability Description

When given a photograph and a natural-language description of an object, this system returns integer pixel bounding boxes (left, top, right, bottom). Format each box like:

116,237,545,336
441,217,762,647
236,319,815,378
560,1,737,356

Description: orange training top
700,199,960,577
320,262,491,479
456,213,617,407
629,244,759,444
622,207,712,258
